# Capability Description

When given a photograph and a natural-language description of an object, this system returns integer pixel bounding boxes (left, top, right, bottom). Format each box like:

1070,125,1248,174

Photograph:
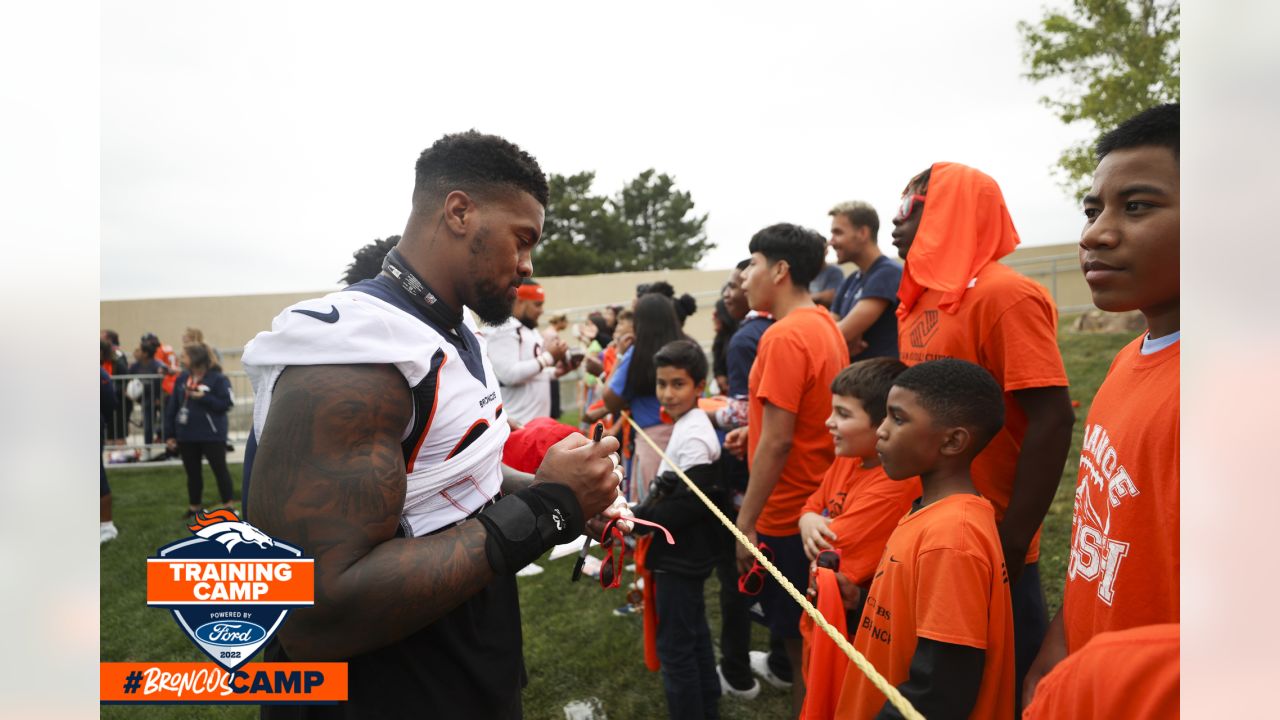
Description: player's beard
467,229,518,326
472,275,516,326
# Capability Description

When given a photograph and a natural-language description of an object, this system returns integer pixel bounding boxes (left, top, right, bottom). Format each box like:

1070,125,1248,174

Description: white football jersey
242,278,510,536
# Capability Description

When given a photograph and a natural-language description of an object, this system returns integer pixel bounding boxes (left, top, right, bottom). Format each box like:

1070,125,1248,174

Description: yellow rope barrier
626,416,925,720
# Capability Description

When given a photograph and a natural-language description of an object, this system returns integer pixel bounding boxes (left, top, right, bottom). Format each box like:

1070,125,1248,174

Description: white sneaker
516,563,545,577
748,650,792,689
100,523,119,545
717,664,760,699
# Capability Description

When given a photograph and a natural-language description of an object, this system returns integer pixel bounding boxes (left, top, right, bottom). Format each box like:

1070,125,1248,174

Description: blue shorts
755,531,808,639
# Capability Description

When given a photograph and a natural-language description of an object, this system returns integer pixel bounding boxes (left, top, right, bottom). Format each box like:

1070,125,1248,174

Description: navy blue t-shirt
831,255,903,362
726,315,775,398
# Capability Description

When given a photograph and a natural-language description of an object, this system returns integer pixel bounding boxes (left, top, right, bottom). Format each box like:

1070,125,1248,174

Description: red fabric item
635,535,660,672
501,417,581,474
896,162,1021,320
515,283,545,301
800,567,849,720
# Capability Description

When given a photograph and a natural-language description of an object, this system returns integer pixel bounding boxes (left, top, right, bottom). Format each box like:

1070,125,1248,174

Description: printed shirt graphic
835,494,1014,720
896,262,1067,563
1063,335,1179,654
799,456,921,586
748,306,849,536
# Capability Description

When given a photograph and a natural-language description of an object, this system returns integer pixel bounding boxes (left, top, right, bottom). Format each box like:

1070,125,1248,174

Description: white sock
101,521,116,531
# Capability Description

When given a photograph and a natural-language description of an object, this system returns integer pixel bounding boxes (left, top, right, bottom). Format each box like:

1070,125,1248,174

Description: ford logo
194,621,267,646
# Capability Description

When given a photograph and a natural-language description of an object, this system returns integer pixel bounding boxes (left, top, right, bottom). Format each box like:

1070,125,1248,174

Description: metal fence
102,372,255,460
104,259,1091,456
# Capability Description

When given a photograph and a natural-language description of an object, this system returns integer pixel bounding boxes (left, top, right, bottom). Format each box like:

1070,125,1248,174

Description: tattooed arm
250,363,620,660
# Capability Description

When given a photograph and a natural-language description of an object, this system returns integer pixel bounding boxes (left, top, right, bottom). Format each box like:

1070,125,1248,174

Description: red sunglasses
737,542,774,596
895,193,926,221
599,516,674,590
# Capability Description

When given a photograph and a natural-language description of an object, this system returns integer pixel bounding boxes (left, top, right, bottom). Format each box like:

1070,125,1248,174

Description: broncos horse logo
188,509,275,552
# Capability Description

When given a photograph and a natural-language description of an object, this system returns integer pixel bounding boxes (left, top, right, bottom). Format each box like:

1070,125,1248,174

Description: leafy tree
1019,0,1180,196
534,171,621,276
612,169,711,273
533,169,710,276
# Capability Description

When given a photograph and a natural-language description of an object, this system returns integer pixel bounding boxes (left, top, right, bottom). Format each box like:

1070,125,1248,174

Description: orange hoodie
896,162,1021,320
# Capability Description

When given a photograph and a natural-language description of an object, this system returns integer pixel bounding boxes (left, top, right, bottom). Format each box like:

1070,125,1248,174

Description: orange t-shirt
896,262,1067,562
1023,623,1178,719
748,305,849,536
1063,336,1179,653
836,493,1014,720
800,456,922,586
156,344,179,394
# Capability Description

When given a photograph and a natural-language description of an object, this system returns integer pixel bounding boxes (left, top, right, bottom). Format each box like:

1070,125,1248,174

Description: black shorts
756,531,809,639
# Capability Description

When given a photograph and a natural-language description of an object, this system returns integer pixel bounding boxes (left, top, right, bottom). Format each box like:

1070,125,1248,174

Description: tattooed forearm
250,364,496,660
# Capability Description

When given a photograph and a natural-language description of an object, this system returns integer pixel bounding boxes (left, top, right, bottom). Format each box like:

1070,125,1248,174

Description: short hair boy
1024,103,1180,705
632,339,725,719
796,357,920,718
735,223,849,712
799,358,919,591
836,358,1015,720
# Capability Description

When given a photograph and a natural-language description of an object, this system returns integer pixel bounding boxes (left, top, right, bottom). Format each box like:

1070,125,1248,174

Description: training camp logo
147,509,314,671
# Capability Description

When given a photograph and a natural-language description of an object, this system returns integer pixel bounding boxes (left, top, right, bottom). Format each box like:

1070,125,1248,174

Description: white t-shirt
657,405,722,476
481,317,554,424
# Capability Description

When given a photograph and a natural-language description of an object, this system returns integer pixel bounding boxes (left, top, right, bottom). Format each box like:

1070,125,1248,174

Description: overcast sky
101,0,1087,300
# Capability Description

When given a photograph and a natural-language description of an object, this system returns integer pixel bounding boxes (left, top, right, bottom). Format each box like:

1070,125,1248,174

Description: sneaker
515,563,544,577
100,523,119,545
717,664,760,699
748,650,793,690
612,602,642,617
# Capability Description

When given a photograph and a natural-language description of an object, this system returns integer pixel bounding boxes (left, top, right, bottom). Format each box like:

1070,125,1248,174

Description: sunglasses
737,542,774,596
597,516,675,590
895,193,926,222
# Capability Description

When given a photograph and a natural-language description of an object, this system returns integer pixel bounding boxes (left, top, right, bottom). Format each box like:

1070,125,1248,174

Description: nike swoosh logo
292,305,339,323
889,555,901,564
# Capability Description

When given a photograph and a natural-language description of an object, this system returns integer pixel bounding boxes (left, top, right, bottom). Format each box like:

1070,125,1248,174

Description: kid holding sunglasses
629,339,729,719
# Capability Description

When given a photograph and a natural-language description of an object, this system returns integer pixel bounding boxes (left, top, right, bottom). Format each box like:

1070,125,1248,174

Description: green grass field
101,327,1133,719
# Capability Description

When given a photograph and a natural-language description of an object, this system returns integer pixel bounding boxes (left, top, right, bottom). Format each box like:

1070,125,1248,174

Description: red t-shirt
836,493,1014,720
1024,623,1179,719
897,262,1067,562
801,456,921,586
748,306,849,536
1063,336,1179,653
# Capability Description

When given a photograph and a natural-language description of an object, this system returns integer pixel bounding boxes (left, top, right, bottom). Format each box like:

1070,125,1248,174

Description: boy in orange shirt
796,357,920,718
1023,104,1181,705
799,358,920,606
733,222,850,714
835,359,1014,720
